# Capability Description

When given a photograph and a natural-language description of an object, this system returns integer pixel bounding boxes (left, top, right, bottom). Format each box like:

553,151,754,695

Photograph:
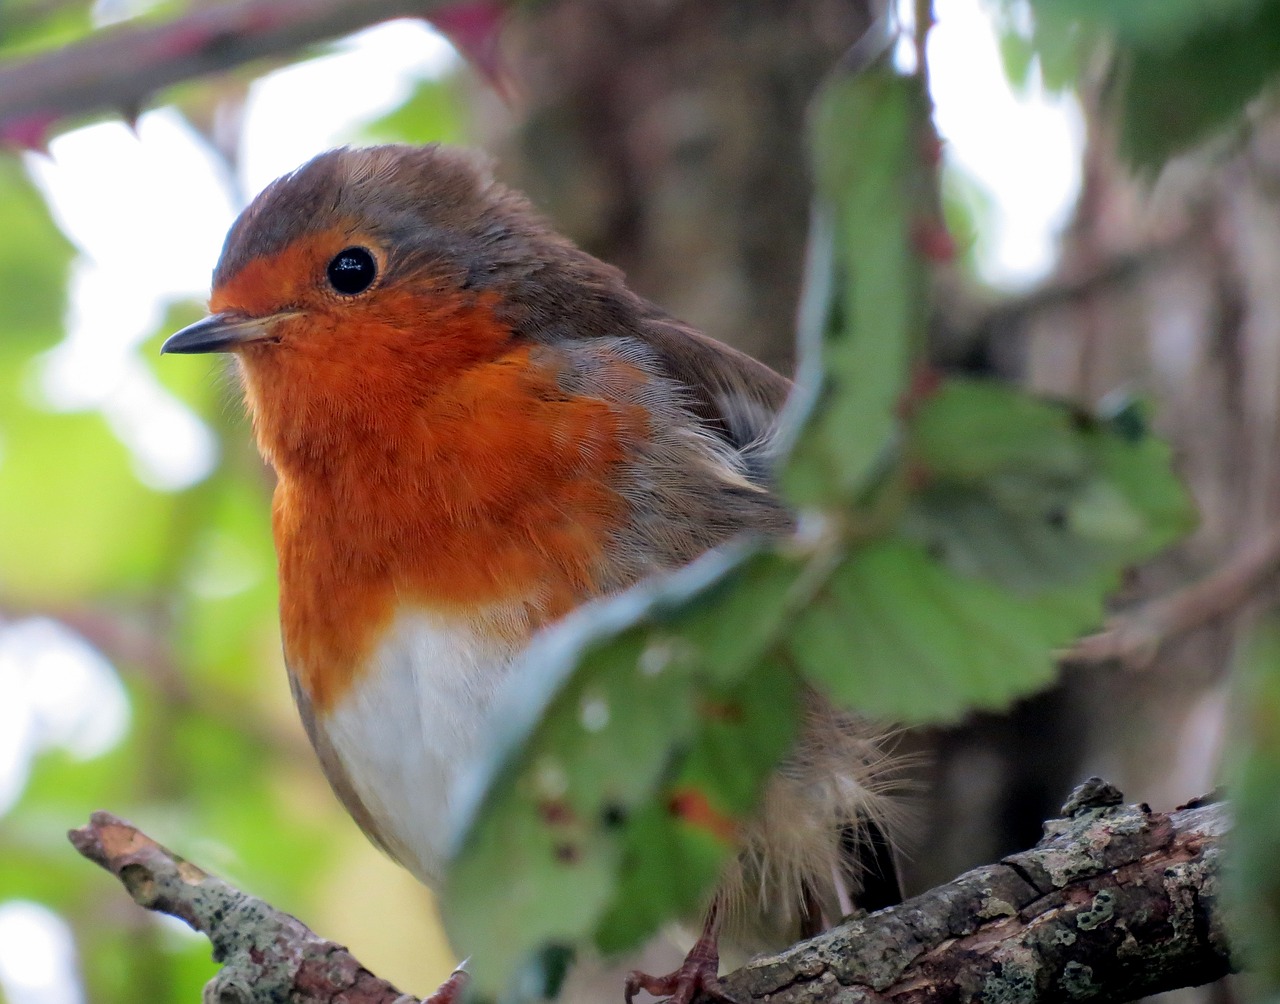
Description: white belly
317,606,524,887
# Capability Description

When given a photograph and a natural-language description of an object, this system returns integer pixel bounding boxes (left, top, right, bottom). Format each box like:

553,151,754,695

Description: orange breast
253,334,646,712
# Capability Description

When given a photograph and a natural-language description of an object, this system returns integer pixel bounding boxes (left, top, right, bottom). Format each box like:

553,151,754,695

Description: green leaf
443,546,804,996
996,24,1037,92
783,69,934,506
790,537,1099,722
1030,0,1268,46
782,383,1193,723
442,43,1198,1004
1078,398,1196,554
911,380,1087,482
902,381,1194,591
991,2,1088,94
595,659,800,953
1028,0,1280,167
1116,2,1280,167
1226,613,1280,994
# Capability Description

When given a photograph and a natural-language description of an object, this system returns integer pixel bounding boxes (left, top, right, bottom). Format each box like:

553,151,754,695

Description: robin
162,144,901,1004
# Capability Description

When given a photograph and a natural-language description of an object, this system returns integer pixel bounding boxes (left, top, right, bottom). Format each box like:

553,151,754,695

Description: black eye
326,246,377,295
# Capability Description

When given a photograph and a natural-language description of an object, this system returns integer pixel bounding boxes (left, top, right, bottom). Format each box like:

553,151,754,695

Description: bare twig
935,231,1197,362
0,0,451,140
1065,525,1280,668
70,781,1232,1004
68,811,426,1004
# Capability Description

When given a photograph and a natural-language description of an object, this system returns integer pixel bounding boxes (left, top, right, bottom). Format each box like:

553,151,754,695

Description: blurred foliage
1003,0,1280,165
361,74,467,147
0,0,1277,1003
0,0,94,58
1228,614,1280,998
992,3,1087,95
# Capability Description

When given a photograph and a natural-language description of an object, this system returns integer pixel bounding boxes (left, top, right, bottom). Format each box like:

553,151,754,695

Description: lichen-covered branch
0,0,449,143
719,780,1233,1004
69,781,1232,1004
67,811,427,1004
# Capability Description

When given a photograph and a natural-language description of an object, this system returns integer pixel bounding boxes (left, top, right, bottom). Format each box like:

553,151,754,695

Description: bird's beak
160,311,298,355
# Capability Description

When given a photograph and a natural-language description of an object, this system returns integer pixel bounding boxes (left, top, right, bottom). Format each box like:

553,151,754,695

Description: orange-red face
161,144,526,378
164,229,381,353
164,226,509,376
211,228,389,325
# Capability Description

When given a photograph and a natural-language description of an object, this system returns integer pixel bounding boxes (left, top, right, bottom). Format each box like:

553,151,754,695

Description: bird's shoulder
633,311,792,451
516,289,793,484
516,311,794,582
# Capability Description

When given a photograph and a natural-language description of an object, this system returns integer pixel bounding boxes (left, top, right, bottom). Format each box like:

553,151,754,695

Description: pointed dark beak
161,311,297,355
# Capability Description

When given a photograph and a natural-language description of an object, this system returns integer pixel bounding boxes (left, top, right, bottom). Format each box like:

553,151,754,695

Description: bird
162,143,903,1004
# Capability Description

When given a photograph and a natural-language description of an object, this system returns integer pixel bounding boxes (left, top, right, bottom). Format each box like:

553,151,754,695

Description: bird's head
163,142,619,399
163,144,629,454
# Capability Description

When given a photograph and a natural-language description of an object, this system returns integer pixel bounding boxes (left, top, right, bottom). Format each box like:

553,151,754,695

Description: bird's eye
326,246,377,296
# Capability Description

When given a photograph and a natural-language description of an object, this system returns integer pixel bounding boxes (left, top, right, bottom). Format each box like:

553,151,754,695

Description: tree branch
1064,524,1280,669
68,780,1232,1004
0,0,450,142
935,231,1196,363
68,811,427,1004
719,779,1232,1004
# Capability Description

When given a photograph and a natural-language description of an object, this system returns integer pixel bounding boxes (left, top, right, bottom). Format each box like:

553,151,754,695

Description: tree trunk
478,0,879,374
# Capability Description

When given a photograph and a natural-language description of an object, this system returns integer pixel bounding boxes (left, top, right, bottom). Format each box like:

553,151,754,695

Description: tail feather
841,817,903,915
717,689,910,954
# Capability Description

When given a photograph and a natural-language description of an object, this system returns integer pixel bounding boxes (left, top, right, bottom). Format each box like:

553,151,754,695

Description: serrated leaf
903,380,1194,591
443,546,804,995
1075,401,1195,553
441,50,1198,1004
783,69,934,506
790,537,1098,722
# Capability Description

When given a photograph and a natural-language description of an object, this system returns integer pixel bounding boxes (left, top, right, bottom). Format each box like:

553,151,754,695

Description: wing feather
636,313,793,453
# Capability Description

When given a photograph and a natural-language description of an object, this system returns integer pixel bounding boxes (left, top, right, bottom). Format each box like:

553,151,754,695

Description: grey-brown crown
212,144,567,296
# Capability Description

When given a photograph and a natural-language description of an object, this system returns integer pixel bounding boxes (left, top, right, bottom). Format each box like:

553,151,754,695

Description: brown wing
637,311,793,452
